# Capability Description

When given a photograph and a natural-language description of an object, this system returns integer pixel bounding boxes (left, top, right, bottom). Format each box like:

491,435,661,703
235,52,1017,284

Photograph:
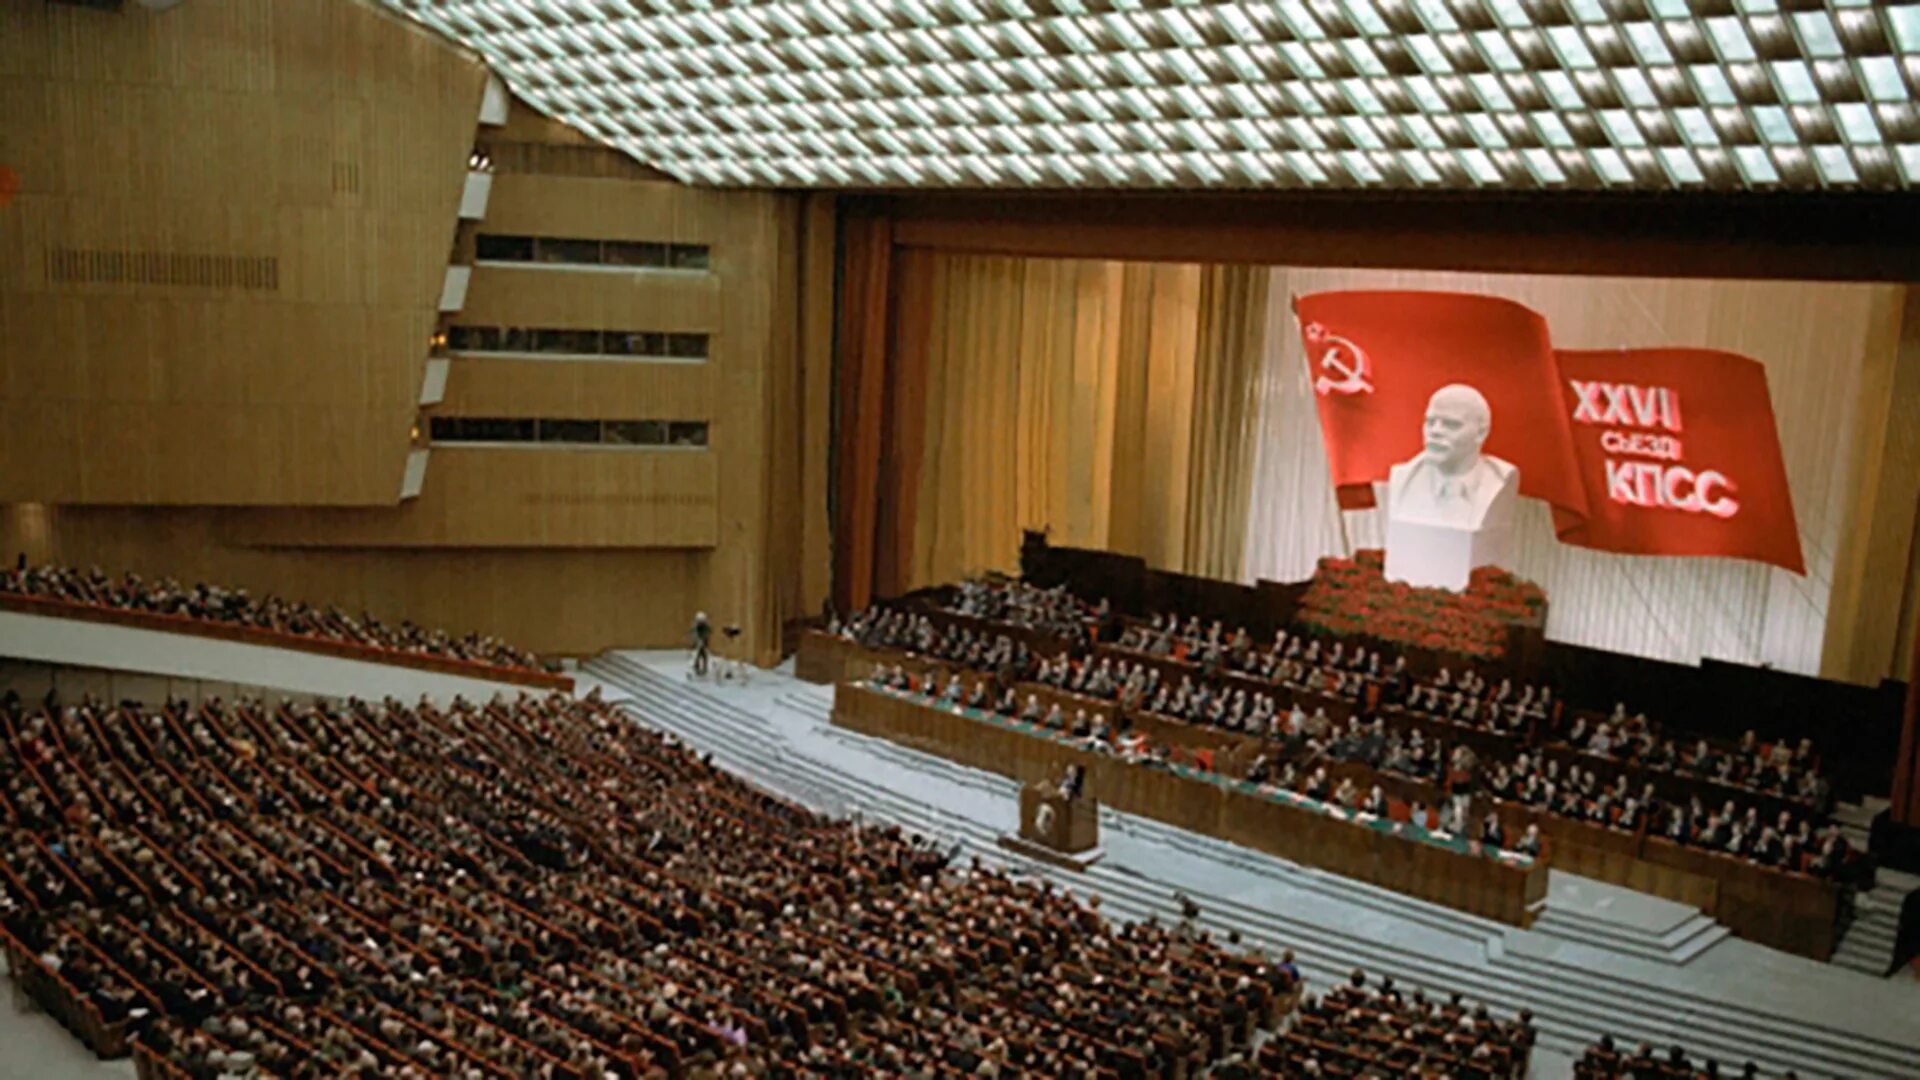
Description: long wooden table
835,681,1549,928
796,630,903,685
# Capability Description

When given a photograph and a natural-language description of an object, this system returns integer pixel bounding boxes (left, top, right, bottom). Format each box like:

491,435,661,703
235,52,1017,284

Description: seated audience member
1514,824,1543,857
1480,814,1506,851
2,689,1290,1079
1262,967,1534,1078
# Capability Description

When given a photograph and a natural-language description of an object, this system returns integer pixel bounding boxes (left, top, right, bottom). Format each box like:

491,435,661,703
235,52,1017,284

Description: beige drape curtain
890,252,1269,592
1184,264,1271,580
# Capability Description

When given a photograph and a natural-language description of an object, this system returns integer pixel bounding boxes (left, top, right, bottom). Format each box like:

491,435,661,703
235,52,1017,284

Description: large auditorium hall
6,1,1920,1078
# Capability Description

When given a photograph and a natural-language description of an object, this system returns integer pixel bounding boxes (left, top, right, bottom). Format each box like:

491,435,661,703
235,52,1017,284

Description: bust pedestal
1381,458,1519,592
1384,517,1518,592
997,782,1103,869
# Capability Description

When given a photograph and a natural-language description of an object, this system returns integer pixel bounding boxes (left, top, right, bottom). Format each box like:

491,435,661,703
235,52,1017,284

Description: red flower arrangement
1295,550,1545,662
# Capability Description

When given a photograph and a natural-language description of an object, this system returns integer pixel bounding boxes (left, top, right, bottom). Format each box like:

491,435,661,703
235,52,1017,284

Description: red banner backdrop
1297,291,1584,518
1555,347,1805,573
1296,290,1805,575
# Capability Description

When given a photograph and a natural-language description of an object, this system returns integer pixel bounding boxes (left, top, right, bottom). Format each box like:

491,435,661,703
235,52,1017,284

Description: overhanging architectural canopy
380,1,1920,191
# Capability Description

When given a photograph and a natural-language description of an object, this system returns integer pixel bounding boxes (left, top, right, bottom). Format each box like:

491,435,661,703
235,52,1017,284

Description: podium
998,781,1103,870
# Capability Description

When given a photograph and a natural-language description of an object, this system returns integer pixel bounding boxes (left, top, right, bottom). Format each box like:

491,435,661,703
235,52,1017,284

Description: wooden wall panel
2,20,819,664
481,176,702,246
218,95,807,657
459,263,722,331
0,294,431,504
704,193,790,659
480,104,675,182
436,359,713,421
0,0,483,506
226,448,718,549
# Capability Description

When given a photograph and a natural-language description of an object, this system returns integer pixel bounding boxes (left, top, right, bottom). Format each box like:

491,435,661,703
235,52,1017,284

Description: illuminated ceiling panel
380,0,1920,191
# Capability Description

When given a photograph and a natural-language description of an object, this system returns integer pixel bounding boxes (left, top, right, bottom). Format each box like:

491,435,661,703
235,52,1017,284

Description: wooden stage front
833,680,1549,928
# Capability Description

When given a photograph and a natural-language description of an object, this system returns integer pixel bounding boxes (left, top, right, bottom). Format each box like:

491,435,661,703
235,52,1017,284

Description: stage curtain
874,247,936,599
831,213,894,612
886,252,1271,592
796,193,839,621
834,248,1271,600
904,255,1126,588
1182,264,1271,581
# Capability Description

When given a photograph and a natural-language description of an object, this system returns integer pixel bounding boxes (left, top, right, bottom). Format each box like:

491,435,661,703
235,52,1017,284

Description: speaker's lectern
998,775,1103,870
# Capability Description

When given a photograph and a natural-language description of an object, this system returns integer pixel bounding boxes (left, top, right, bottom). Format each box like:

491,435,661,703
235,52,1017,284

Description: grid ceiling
380,0,1920,191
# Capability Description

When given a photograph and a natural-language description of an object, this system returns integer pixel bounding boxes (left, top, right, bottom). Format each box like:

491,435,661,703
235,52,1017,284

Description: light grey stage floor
6,650,1916,1079
0,953,136,1080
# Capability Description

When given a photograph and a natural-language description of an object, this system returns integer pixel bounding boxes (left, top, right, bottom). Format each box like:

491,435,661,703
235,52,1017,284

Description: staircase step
1528,910,1728,966
1872,867,1920,894
1846,921,1898,944
1833,798,1887,830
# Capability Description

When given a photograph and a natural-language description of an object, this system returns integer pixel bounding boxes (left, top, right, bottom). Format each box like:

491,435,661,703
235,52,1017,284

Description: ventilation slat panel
44,248,280,292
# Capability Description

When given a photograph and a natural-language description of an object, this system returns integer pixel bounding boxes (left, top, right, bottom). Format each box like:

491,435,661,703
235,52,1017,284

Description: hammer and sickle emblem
1306,322,1374,397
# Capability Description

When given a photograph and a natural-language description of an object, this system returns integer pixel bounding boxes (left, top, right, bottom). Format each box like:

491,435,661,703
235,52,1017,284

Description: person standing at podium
1058,763,1085,801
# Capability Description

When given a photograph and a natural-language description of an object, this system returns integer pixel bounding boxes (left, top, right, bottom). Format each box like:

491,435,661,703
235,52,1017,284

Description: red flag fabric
1555,348,1804,574
1296,291,1806,575
1296,291,1585,522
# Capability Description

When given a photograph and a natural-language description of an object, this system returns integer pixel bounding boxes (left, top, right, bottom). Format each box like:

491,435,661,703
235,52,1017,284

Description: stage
579,650,1920,1080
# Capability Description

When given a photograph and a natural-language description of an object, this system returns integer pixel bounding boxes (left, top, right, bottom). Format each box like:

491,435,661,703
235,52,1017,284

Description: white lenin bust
1382,384,1520,591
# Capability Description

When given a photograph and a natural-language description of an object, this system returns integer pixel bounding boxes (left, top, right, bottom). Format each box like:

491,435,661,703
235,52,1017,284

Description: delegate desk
1533,742,1816,827
1098,643,1521,766
800,632,1291,759
1287,757,1837,960
1012,682,1252,756
797,630,977,686
834,682,1547,928
796,630,886,685
1467,793,1838,959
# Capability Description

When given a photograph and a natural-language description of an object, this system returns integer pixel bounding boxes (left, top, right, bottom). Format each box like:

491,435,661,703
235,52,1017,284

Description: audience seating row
1576,1034,1803,1079
2,561,562,688
3,686,1302,1078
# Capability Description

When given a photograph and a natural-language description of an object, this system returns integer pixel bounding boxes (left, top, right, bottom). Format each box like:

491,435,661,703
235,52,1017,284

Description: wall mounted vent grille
45,248,279,291
332,160,362,196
